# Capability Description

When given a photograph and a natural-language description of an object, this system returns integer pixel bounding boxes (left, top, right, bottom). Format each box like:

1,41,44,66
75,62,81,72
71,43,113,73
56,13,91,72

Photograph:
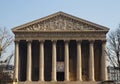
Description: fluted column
89,40,95,81
101,40,107,81
39,40,44,81
52,40,57,81
64,40,69,81
27,40,32,81
14,40,19,81
77,40,82,81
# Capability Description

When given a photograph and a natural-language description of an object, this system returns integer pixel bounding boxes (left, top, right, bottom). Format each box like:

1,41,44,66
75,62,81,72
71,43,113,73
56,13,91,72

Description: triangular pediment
12,11,109,31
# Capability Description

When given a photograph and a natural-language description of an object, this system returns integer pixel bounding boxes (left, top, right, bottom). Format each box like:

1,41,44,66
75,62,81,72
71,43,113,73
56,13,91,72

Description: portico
13,12,109,84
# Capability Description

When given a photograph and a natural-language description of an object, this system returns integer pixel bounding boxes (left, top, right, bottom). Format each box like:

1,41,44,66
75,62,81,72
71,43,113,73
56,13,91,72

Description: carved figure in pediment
44,21,49,30
37,22,44,30
32,24,39,30
59,18,65,30
54,21,59,30
89,26,94,30
67,20,73,30
37,23,41,30
74,22,81,30
50,19,55,30
17,15,100,31
26,26,32,30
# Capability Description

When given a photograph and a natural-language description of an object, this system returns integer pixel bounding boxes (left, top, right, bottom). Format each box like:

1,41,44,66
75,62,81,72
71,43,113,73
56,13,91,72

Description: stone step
16,81,101,84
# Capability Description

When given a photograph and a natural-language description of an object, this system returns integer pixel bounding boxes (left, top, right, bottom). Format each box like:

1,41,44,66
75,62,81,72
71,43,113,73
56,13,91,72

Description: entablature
14,31,106,41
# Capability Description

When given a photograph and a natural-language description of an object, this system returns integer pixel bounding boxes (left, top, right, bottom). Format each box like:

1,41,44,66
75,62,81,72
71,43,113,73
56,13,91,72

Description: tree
0,27,14,58
0,27,14,82
107,25,120,68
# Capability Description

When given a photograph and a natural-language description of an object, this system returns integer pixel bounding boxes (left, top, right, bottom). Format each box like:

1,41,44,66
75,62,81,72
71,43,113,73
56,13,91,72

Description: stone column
101,40,107,81
89,40,95,81
64,40,69,81
27,40,32,81
39,40,44,81
52,40,57,81
77,40,82,81
14,40,19,81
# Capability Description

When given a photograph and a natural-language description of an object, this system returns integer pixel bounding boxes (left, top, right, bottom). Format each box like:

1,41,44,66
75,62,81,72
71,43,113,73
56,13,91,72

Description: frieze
15,32,106,41
18,15,99,31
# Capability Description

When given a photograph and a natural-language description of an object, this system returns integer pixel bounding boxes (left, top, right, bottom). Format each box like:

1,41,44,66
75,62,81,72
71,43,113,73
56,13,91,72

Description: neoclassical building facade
12,12,109,84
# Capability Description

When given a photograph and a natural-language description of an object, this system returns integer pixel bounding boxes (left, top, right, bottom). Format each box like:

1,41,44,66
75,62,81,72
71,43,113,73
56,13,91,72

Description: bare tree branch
107,25,120,69
0,27,14,58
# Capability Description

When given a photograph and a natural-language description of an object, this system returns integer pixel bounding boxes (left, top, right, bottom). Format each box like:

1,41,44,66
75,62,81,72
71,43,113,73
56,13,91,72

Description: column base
26,80,31,82
51,80,57,82
64,80,69,82
77,79,83,82
13,81,17,84
89,79,95,82
39,80,44,82
25,80,32,84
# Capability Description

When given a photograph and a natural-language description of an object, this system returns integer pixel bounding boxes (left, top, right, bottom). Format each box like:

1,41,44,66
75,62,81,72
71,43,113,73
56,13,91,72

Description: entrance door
57,40,65,81
57,72,64,81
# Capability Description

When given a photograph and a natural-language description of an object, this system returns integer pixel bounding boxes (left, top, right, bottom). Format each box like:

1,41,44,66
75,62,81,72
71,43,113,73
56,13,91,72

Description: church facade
12,12,109,84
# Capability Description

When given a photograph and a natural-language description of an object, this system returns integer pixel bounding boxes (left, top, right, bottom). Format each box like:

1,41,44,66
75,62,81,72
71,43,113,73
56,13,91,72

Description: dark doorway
57,40,64,61
19,40,27,81
57,72,64,81
82,40,89,81
32,40,39,81
44,40,52,81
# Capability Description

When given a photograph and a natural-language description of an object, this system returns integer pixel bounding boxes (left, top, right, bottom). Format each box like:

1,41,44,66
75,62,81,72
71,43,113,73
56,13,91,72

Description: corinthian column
101,40,107,81
89,40,95,81
27,40,32,81
14,40,19,81
39,40,44,81
64,40,69,81
77,40,82,81
52,40,57,81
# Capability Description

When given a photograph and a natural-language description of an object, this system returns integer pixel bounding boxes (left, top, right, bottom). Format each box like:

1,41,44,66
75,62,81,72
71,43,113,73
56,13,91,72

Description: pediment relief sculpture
13,12,109,31
18,16,97,31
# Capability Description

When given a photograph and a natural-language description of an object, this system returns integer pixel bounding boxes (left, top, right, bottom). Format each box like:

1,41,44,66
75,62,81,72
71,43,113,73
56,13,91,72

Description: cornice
13,30,108,33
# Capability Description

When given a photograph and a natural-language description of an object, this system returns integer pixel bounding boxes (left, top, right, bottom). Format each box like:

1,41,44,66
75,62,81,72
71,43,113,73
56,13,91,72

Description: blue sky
0,0,120,31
